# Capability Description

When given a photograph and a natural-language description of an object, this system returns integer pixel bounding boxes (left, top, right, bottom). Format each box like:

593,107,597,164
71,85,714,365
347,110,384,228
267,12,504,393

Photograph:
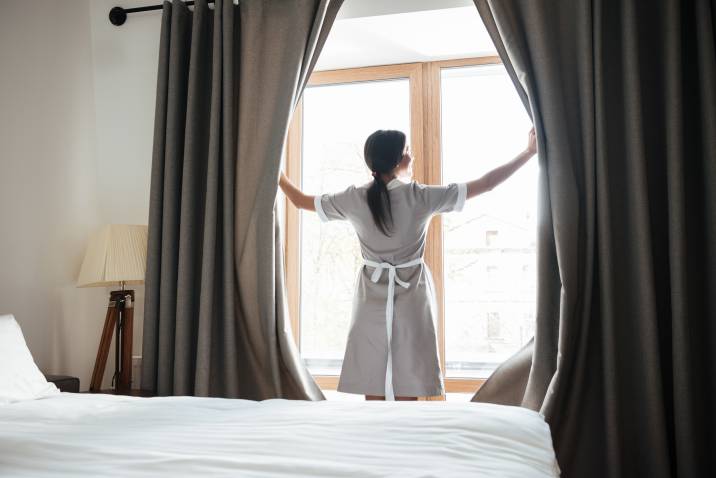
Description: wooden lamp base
89,290,134,393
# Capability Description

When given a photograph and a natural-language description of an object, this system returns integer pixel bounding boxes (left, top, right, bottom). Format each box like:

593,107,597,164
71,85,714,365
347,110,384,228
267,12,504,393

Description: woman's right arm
279,172,316,211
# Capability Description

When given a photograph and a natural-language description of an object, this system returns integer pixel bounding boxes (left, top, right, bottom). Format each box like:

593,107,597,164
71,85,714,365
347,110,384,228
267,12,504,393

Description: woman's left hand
526,127,537,155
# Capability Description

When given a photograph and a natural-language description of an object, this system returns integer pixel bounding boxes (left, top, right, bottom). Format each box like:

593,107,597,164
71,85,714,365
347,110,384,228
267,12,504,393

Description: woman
279,128,537,401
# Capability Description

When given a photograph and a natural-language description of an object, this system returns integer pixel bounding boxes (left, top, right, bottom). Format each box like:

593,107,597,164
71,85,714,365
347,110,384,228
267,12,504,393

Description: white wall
0,0,105,388
89,1,164,383
89,0,161,227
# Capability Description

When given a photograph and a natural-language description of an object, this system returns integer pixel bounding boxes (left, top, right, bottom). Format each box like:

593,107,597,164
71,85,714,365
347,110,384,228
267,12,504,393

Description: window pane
300,79,411,375
441,64,537,378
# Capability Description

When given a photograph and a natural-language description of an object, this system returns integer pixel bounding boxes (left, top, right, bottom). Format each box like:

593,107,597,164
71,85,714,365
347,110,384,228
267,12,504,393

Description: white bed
0,393,558,477
0,314,559,477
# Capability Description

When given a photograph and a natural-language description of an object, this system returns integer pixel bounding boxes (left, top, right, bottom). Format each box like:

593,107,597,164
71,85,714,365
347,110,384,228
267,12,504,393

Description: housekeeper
279,128,537,401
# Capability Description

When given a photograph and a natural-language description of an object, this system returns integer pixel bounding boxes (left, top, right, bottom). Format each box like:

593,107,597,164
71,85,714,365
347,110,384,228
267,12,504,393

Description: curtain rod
109,1,216,26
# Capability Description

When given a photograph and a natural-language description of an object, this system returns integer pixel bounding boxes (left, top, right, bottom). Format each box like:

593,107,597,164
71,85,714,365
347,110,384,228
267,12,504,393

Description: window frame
284,56,503,399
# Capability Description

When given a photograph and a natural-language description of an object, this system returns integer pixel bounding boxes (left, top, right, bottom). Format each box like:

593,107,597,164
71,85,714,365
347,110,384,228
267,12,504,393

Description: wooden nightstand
44,374,80,393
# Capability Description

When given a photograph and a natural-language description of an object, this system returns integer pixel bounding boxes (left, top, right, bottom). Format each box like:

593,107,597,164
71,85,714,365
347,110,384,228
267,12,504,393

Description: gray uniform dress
314,178,467,399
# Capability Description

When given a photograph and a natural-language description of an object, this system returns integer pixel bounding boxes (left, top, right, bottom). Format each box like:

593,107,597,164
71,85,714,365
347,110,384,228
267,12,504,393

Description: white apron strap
364,257,424,401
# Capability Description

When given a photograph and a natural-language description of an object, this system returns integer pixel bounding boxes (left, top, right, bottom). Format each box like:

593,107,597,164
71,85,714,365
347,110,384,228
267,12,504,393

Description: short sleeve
314,185,356,222
418,182,467,214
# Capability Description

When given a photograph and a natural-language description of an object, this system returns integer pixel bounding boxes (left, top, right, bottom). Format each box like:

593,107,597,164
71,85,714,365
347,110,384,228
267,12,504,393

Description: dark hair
363,130,406,236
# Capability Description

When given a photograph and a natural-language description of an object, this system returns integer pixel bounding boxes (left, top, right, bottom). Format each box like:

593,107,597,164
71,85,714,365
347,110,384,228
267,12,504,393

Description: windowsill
312,375,486,396
307,367,498,381
323,389,474,402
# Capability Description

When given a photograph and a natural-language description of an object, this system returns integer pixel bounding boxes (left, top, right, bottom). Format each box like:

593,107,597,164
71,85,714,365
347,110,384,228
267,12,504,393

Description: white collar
386,178,405,190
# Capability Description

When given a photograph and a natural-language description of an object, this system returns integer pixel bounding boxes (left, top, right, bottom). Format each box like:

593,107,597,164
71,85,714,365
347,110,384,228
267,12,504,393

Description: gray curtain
142,0,343,400
472,1,716,477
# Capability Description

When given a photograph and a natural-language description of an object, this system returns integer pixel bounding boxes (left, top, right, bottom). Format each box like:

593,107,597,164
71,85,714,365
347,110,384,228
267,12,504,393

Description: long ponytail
364,130,406,236
367,175,393,236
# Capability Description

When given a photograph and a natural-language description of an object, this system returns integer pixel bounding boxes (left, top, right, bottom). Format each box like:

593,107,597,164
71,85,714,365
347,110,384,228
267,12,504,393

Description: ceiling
336,0,476,19
315,6,496,71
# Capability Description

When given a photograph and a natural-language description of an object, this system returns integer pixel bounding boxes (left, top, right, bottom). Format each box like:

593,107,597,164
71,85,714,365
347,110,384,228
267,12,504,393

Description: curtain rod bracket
109,7,128,26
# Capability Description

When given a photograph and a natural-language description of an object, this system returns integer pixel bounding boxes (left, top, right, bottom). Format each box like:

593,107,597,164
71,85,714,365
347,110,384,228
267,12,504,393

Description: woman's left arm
466,128,537,200
279,172,316,211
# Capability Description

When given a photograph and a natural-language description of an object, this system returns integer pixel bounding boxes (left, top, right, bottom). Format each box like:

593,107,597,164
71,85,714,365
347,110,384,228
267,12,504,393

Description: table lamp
77,224,147,393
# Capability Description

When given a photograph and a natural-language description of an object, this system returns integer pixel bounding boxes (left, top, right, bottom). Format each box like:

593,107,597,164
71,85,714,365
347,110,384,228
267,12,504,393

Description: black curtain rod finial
109,7,128,26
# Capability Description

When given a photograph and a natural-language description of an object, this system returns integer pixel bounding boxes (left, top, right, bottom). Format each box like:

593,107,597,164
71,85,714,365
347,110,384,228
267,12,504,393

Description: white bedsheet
0,393,559,477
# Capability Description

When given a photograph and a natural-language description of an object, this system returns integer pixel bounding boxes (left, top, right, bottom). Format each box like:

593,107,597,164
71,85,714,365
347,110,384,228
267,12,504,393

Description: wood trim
314,375,485,396
411,64,431,402
408,64,425,184
285,100,303,345
307,58,501,88
314,375,339,389
445,378,486,394
422,61,445,374
308,62,424,86
432,55,501,69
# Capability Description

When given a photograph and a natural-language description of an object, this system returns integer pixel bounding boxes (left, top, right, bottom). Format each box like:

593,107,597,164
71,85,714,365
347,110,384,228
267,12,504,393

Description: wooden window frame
284,56,501,399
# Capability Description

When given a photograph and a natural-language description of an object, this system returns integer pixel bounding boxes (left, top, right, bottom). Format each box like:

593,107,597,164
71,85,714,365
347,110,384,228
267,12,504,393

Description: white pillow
0,314,60,403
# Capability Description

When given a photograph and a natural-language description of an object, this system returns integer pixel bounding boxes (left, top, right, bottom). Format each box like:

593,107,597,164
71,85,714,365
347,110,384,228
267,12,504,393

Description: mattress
0,393,559,477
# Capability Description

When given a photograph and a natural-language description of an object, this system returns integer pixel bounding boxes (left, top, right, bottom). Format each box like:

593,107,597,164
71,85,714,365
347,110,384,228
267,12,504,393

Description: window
283,57,537,396
299,79,411,375
441,62,537,378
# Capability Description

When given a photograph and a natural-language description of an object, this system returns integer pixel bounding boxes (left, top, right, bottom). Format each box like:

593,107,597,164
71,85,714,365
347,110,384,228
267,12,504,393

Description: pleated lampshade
77,225,148,288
